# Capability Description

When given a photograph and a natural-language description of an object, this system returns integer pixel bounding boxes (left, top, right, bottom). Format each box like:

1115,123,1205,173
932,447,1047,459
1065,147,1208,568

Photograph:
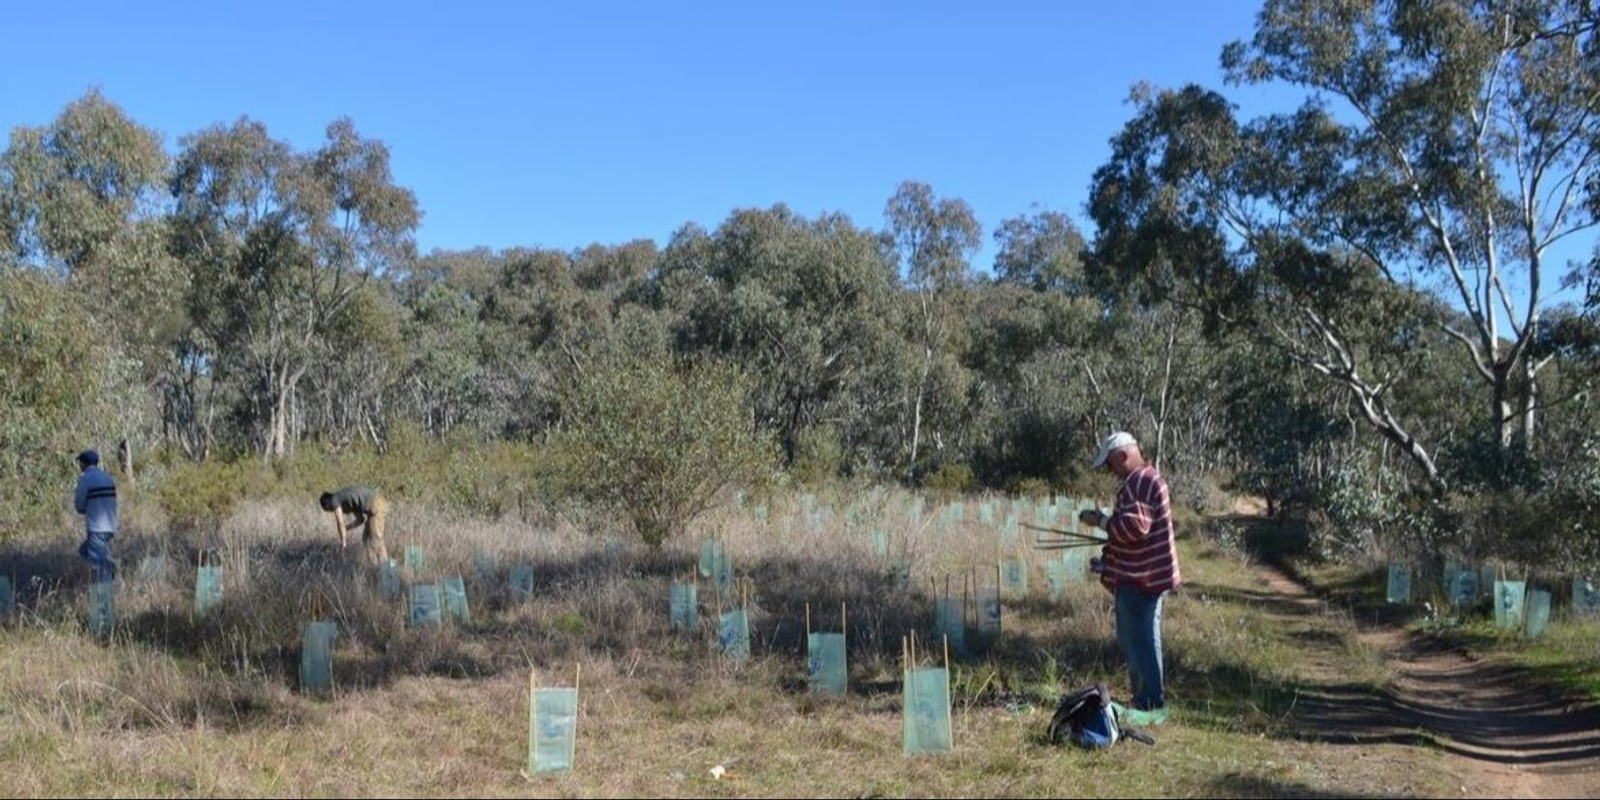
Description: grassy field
1,486,1594,798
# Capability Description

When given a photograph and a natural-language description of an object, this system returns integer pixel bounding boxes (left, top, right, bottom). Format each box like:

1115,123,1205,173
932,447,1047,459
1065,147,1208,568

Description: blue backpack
1047,682,1155,749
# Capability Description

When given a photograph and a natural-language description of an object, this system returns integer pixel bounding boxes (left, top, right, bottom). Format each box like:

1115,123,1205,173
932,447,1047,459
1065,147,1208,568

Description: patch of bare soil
1251,559,1600,799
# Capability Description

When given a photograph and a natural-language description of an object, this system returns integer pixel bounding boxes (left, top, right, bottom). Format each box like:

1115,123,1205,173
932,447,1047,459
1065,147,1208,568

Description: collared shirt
1098,464,1180,594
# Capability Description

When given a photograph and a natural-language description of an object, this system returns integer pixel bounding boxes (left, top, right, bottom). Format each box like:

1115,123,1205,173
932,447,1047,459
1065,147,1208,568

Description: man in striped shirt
1080,431,1181,721
73,449,119,582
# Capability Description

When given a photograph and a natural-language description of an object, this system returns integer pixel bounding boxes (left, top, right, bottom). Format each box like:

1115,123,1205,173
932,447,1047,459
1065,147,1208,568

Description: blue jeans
1114,583,1166,710
78,530,116,581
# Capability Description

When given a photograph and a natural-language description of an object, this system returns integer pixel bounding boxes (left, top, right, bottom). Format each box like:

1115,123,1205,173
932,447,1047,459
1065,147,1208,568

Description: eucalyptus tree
1088,0,1599,493
1211,339,1345,516
475,246,626,439
1518,305,1600,571
963,281,1095,488
303,280,407,447
402,246,502,310
640,222,716,317
573,239,656,297
966,209,1103,486
1234,0,1598,463
394,248,499,438
0,89,180,446
992,208,1089,294
1107,303,1229,490
169,117,419,460
987,206,1225,482
883,180,982,482
0,268,110,531
0,89,175,317
658,205,904,477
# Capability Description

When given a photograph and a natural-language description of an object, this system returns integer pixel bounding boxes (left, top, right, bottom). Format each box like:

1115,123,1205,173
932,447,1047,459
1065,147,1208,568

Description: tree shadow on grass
1207,510,1600,773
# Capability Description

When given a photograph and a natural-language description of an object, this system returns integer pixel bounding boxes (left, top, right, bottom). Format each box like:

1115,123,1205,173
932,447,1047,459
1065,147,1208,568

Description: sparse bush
552,349,780,547
154,456,256,536
1009,476,1054,500
552,611,586,634
790,424,845,486
923,461,976,499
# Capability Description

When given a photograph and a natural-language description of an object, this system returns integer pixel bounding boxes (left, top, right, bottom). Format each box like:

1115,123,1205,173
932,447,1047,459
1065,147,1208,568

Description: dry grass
0,487,1481,798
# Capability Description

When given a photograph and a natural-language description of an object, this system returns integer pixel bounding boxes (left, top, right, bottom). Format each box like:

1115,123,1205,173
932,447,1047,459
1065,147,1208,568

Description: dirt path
1251,560,1600,798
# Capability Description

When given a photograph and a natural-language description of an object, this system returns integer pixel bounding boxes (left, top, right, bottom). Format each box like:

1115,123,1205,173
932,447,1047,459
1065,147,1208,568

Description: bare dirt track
1251,558,1600,799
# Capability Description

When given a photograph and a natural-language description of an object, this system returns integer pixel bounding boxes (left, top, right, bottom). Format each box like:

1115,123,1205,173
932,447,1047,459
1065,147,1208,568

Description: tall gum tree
884,180,981,482
170,117,418,460
662,205,900,473
0,90,179,450
1233,0,1600,469
1089,0,1600,490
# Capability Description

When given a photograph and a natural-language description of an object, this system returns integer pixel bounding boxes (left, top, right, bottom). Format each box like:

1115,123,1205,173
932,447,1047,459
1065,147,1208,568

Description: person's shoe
1122,706,1169,726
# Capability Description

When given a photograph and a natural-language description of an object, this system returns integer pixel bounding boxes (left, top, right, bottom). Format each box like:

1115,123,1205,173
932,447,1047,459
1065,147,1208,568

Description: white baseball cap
1092,431,1137,468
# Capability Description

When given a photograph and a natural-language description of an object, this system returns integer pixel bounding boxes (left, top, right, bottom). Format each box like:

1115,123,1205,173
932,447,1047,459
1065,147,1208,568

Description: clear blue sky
5,1,1291,270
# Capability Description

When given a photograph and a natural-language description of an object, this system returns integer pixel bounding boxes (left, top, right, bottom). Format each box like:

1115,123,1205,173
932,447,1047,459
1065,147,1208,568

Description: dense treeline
4,1,1599,576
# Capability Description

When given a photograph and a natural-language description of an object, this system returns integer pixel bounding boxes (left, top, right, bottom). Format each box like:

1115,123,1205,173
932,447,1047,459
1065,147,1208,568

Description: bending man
319,486,390,565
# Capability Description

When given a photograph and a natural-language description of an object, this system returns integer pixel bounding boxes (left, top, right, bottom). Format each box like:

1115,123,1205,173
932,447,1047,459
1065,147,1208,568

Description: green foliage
0,89,181,388
1312,455,1401,562
553,350,779,548
1440,431,1543,494
962,286,1112,493
1009,477,1054,500
1540,435,1600,575
441,439,544,520
155,457,255,536
657,205,906,480
991,208,1088,293
923,461,976,497
1093,2,1600,495
1216,343,1346,515
551,611,586,635
266,441,379,504
262,423,552,523
391,271,494,438
789,424,845,486
0,269,109,535
170,116,419,460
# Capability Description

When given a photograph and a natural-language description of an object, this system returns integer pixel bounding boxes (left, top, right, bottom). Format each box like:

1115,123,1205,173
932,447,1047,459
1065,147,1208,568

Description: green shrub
791,424,845,486
924,461,976,499
552,611,586,635
0,270,112,537
155,457,254,536
553,350,780,548
1009,476,1054,500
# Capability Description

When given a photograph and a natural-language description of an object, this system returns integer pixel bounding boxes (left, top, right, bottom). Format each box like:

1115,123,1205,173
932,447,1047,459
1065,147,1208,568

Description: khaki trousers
364,495,390,564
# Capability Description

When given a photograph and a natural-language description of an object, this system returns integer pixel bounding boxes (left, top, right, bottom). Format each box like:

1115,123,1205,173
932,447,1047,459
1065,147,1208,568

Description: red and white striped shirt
1098,464,1181,594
